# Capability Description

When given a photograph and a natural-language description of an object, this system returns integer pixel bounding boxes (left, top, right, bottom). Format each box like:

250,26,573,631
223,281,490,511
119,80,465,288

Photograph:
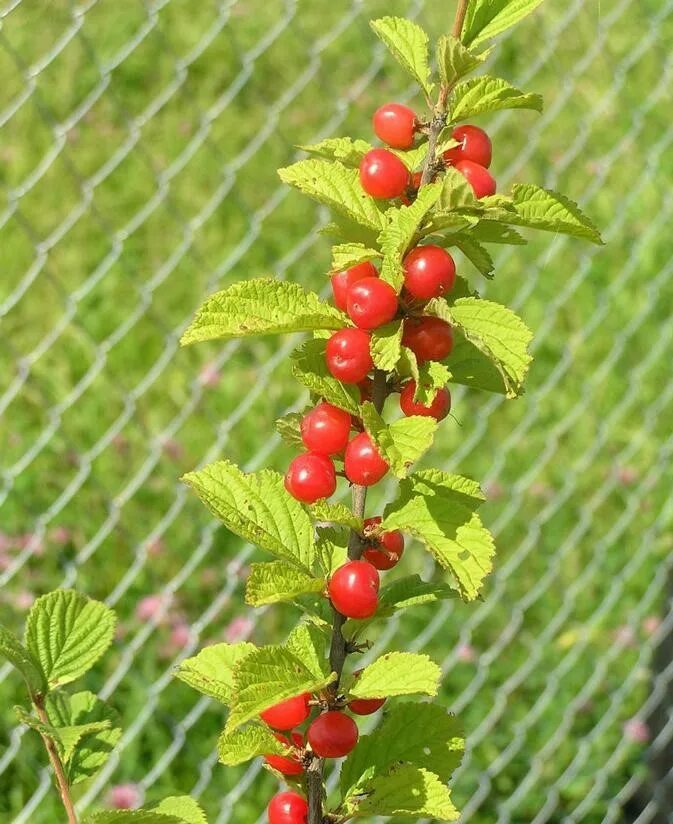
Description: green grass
1,0,672,821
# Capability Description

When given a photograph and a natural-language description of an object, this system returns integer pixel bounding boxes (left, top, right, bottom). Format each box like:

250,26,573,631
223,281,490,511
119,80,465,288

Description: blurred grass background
1,0,672,821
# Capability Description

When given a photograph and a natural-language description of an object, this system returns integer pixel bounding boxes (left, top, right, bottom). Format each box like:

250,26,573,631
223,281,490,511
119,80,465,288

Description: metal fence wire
1,0,672,822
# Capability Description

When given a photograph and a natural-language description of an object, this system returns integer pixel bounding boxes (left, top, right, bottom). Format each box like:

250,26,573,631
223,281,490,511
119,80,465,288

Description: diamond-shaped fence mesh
0,1,672,822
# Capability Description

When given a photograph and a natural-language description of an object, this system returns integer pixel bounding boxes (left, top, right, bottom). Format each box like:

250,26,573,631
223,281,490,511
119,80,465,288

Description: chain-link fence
0,1,672,822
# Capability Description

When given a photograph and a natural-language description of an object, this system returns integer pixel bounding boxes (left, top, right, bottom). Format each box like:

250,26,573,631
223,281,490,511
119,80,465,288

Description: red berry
344,432,389,486
301,402,351,455
326,329,373,385
307,711,359,758
454,159,497,199
331,261,378,312
261,692,311,730
265,732,304,776
328,559,379,619
403,245,456,300
401,171,423,206
362,516,404,571
349,696,386,716
402,316,453,363
346,277,398,330
284,453,336,504
443,125,492,168
268,791,308,824
399,381,451,421
359,148,410,199
373,103,417,149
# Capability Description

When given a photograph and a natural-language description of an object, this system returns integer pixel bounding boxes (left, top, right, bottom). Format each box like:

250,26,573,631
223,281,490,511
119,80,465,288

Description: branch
308,369,389,824
308,6,472,819
420,0,471,187
34,697,78,824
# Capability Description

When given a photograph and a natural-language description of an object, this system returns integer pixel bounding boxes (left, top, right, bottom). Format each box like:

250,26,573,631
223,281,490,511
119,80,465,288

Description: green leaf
85,812,191,824
437,167,478,211
309,501,363,531
378,183,443,289
15,704,111,766
370,321,403,371
291,338,361,416
450,75,543,121
183,461,315,571
382,470,494,600
217,723,287,767
274,412,304,448
174,642,255,704
180,278,345,346
341,702,464,795
151,798,207,824
437,34,487,87
245,562,325,607
278,159,386,231
377,575,456,617
315,526,349,577
370,17,433,98
285,622,330,680
505,184,604,243
226,644,334,732
347,652,441,699
447,328,518,396
462,0,548,48
390,143,430,171
470,220,527,245
447,297,533,397
299,137,373,167
361,402,437,478
0,625,46,696
319,216,381,248
330,243,381,272
24,590,115,690
422,211,479,238
411,361,452,406
46,690,121,783
344,764,459,819
452,235,495,277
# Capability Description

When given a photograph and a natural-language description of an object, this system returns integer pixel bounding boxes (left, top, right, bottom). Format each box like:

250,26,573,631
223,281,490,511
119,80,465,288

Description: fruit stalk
34,697,78,824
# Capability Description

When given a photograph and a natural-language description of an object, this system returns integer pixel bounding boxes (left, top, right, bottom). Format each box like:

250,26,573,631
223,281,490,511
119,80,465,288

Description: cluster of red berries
361,103,496,200
273,104,490,824
264,687,385,824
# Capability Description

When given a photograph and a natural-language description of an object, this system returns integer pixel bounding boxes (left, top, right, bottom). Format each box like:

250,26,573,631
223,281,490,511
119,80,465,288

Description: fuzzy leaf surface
330,243,381,271
370,17,433,97
341,701,464,794
382,470,494,600
174,642,255,704
181,279,345,345
274,412,304,448
437,34,487,86
0,626,45,696
226,645,334,732
451,75,542,120
245,562,324,607
506,184,604,243
344,765,459,819
361,402,437,478
25,590,115,690
292,339,361,416
299,137,373,167
217,723,287,766
183,461,315,571
46,690,121,783
278,159,387,231
447,297,533,397
462,0,548,48
370,321,403,371
347,652,441,699
378,183,443,289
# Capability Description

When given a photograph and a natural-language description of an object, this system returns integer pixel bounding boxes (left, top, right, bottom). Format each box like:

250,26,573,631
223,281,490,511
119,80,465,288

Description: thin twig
34,697,78,824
